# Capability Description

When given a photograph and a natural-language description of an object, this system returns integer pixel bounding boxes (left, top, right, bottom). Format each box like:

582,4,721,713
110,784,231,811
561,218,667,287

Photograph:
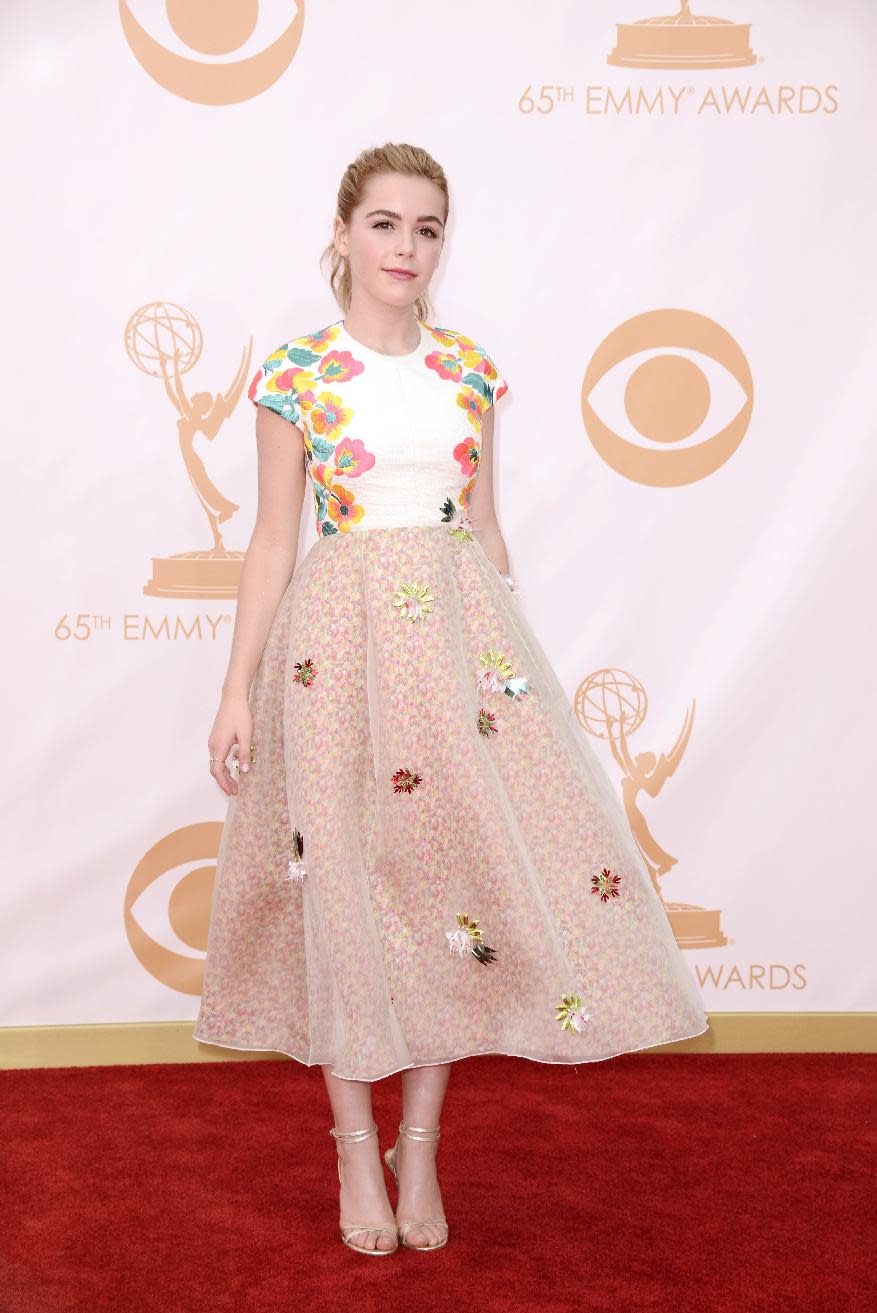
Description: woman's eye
372,221,438,238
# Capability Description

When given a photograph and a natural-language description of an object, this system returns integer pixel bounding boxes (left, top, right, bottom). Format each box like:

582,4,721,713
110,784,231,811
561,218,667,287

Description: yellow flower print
427,327,459,349
311,392,353,440
280,368,318,411
301,324,342,353
453,334,479,356
482,357,500,386
457,385,487,430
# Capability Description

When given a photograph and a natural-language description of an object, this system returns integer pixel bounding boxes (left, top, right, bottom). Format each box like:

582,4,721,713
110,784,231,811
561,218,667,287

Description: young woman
194,142,708,1257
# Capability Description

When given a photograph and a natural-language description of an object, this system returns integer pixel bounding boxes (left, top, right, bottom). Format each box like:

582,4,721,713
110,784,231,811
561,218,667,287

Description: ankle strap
399,1120,441,1141
329,1119,377,1142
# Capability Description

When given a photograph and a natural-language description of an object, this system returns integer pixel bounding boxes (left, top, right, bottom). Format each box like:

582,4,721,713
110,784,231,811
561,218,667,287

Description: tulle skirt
193,522,709,1081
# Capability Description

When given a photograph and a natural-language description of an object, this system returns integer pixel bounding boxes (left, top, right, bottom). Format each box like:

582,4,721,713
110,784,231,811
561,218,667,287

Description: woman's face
334,171,445,310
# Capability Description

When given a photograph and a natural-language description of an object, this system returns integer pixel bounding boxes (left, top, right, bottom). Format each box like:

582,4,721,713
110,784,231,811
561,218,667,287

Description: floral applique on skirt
193,524,708,1080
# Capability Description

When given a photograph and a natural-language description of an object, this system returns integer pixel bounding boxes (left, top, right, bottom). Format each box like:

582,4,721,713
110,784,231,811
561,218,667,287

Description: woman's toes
406,1221,441,1248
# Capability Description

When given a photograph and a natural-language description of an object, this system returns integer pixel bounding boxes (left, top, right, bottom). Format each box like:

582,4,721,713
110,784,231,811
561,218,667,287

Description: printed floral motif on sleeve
249,325,378,537
247,318,510,541
248,344,305,427
425,328,509,418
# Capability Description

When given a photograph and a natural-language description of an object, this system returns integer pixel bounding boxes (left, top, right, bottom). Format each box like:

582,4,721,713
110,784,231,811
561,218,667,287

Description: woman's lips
384,269,416,279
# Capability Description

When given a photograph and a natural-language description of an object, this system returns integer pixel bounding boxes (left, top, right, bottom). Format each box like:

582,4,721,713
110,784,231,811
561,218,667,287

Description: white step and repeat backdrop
2,1,874,1036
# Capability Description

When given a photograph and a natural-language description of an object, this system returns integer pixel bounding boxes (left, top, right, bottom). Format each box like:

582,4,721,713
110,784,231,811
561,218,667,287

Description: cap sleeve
247,344,303,428
480,346,509,412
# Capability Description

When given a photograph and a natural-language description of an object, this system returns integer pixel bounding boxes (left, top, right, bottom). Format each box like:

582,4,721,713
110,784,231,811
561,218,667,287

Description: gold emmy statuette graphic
125,302,253,599
575,668,728,949
607,0,757,70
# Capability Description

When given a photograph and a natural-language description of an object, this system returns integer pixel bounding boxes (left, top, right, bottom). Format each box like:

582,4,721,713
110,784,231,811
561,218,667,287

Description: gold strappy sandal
329,1120,399,1256
383,1120,449,1251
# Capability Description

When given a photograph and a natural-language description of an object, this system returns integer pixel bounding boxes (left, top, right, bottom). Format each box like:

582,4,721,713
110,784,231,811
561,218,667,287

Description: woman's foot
336,1134,398,1252
391,1130,447,1249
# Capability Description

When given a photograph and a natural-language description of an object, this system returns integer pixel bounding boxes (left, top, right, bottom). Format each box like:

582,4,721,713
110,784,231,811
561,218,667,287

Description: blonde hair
320,142,449,323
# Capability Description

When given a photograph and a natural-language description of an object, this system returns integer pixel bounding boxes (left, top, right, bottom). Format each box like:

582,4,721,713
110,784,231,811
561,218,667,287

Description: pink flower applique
477,650,530,700
554,993,591,1032
445,913,498,965
439,496,474,541
285,829,308,885
393,581,435,621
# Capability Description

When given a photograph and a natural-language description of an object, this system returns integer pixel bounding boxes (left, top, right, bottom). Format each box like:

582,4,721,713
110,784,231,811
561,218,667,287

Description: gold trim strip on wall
1,1015,876,1070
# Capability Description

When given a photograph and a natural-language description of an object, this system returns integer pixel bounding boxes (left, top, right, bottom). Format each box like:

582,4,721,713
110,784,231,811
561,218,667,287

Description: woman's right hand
208,693,253,796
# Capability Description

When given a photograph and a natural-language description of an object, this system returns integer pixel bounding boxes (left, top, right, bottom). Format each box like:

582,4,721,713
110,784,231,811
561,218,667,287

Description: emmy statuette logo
575,668,728,950
125,301,253,599
608,0,757,71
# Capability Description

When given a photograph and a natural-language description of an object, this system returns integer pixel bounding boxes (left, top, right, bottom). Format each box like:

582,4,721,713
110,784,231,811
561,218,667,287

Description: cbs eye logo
124,822,223,993
119,0,306,105
582,309,754,486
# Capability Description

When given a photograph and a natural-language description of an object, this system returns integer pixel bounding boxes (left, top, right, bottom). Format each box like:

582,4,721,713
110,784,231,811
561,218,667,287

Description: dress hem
191,1019,711,1083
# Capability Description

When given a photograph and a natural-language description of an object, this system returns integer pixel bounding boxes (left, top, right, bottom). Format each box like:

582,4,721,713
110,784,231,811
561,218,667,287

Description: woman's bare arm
468,405,511,576
221,405,308,699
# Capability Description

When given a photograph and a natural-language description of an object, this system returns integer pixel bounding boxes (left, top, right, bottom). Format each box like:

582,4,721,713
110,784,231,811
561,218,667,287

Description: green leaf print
311,436,335,460
286,347,322,366
460,371,493,402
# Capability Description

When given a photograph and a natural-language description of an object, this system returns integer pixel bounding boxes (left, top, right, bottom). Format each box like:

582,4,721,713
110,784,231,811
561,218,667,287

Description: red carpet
2,1053,874,1312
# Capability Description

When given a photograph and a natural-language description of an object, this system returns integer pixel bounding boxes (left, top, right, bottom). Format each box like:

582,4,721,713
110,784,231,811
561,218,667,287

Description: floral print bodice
248,318,508,537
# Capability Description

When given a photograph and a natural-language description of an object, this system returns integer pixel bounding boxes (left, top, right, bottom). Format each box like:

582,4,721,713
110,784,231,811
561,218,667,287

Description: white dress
193,316,709,1081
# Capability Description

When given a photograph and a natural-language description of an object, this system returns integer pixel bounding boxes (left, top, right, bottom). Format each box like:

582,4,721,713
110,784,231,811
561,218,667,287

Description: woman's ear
333,216,348,259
